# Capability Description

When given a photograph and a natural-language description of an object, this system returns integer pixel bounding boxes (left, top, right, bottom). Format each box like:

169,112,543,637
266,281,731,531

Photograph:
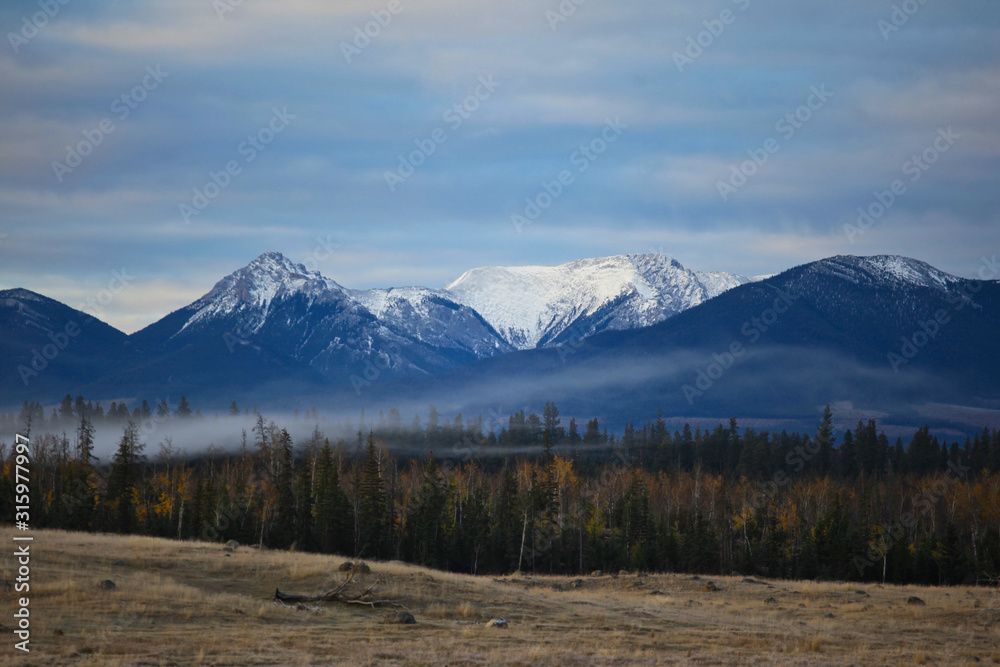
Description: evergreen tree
76,413,95,463
815,405,835,475
839,429,857,479
293,463,314,551
175,396,193,418
106,422,145,534
272,428,296,547
406,454,447,567
313,441,351,554
568,417,581,446
59,394,74,423
358,433,388,558
543,401,564,442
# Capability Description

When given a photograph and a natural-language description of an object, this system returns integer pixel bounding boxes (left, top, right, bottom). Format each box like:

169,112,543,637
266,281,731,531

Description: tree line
2,402,1000,586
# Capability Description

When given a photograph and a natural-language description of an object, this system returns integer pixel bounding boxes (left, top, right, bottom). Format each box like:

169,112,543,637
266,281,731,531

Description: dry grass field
1,528,998,666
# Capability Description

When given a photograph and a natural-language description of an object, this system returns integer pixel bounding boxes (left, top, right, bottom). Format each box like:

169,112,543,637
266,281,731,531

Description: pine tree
76,413,95,462
815,405,835,475
313,441,351,554
358,433,388,558
59,394,74,423
543,401,563,442
839,429,857,479
272,428,296,547
294,463,314,551
406,454,447,567
106,422,144,534
175,396,192,418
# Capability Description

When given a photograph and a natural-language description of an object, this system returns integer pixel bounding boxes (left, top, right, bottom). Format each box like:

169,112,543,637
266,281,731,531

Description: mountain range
3,252,998,434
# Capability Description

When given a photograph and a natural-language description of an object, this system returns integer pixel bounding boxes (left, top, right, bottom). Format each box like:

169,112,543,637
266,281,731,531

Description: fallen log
273,589,317,604
272,571,407,609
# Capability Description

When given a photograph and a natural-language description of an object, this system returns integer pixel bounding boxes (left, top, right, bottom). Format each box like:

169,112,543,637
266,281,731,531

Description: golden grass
1,527,998,665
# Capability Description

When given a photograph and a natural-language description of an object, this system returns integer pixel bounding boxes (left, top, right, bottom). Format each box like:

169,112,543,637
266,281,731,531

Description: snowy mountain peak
177,252,346,337
816,255,960,290
444,253,749,349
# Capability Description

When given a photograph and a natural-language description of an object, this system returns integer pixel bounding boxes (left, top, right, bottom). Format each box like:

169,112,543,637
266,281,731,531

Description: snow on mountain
814,255,961,290
147,252,511,381
176,251,349,338
349,286,513,358
443,254,749,349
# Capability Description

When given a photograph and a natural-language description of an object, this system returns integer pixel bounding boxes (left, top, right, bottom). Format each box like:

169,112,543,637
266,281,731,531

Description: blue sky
1,0,998,332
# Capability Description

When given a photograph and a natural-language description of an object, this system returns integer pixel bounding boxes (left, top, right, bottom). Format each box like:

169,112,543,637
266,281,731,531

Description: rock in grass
704,581,719,592
906,596,926,606
338,561,354,571
99,580,116,590
383,611,416,624
764,597,778,605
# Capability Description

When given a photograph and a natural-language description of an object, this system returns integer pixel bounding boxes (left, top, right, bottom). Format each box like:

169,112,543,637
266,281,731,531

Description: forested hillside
4,398,1000,587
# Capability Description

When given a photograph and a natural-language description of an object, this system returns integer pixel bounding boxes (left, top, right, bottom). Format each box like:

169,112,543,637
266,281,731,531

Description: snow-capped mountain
3,252,999,419
443,254,750,349
129,252,512,383
806,255,962,291
387,254,1000,426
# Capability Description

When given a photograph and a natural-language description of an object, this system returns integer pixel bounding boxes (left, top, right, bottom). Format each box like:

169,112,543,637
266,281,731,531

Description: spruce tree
358,433,388,558
313,441,351,554
406,454,447,567
815,405,835,475
106,422,144,534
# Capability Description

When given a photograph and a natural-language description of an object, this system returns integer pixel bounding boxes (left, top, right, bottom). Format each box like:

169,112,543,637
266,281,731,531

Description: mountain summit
443,253,749,348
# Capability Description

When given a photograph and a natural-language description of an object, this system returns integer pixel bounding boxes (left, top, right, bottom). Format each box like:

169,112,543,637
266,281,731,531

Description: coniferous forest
3,396,1000,587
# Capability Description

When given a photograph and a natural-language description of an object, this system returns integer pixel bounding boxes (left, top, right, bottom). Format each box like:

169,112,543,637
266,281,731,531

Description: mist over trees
2,396,1000,586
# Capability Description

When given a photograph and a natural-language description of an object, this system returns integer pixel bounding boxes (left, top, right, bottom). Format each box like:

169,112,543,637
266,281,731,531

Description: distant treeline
2,398,1000,586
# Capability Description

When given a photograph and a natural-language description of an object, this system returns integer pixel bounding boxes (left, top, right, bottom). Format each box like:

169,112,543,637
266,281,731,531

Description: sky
1,0,998,333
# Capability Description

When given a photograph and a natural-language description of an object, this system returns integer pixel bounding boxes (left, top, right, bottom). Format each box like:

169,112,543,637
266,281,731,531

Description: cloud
0,0,997,332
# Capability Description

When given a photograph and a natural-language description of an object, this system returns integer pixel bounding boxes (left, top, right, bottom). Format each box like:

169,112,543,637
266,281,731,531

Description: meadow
2,528,998,665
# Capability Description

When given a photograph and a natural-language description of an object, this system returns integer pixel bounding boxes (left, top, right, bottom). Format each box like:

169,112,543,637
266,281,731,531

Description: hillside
3,528,997,666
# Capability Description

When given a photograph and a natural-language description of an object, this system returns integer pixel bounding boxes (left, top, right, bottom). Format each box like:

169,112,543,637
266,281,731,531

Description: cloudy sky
1,0,998,333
